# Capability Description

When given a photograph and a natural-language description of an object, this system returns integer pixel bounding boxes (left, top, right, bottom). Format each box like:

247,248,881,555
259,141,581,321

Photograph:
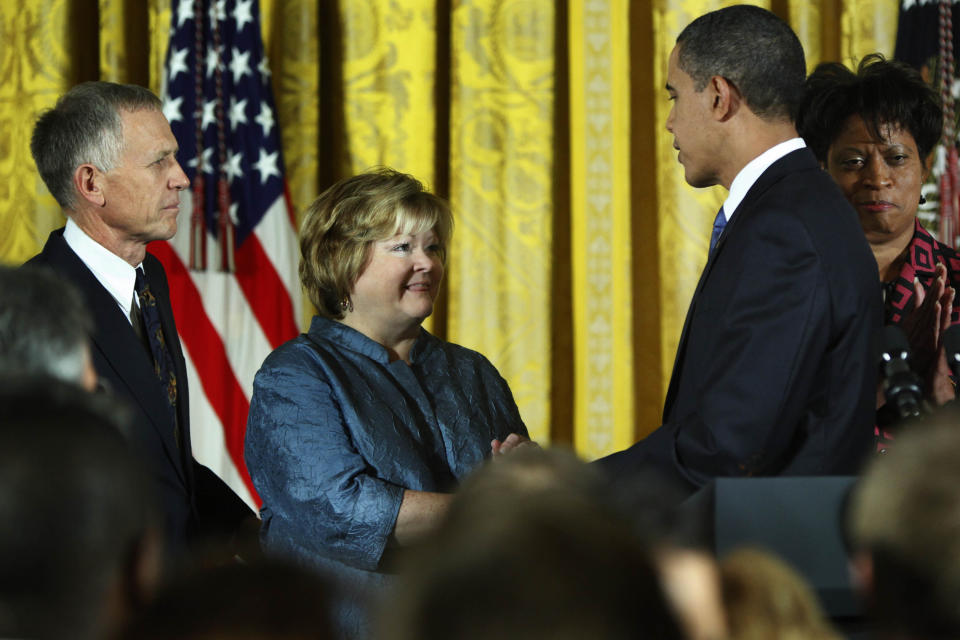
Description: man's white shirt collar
64,218,143,321
721,138,807,223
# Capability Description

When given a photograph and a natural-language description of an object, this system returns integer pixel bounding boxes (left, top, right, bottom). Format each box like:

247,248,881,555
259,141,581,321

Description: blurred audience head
298,167,453,320
0,378,160,640
659,547,727,640
848,411,960,638
0,265,97,390
120,560,334,639
380,447,688,640
720,547,841,640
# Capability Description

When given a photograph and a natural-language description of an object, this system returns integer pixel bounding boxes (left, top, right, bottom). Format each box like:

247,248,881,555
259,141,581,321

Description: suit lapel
662,149,816,418
38,231,188,485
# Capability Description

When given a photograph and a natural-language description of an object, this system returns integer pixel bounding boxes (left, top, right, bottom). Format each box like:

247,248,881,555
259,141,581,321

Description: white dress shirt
720,137,807,227
63,218,143,325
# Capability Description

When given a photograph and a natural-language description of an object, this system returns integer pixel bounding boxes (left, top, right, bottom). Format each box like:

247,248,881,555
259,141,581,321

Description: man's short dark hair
30,81,162,210
0,265,92,386
797,54,943,164
676,5,806,122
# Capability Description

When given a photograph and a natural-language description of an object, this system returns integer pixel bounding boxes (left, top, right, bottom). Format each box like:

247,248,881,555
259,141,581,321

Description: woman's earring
340,297,353,313
920,194,927,205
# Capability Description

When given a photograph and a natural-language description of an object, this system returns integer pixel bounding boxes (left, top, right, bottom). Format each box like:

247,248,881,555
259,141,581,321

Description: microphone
878,325,923,421
943,324,960,380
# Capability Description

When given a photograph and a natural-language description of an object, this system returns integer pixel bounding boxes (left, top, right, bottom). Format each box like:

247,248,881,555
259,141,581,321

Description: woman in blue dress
244,168,529,638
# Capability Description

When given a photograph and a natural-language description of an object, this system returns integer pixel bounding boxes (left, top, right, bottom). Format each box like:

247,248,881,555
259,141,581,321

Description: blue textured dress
244,316,527,637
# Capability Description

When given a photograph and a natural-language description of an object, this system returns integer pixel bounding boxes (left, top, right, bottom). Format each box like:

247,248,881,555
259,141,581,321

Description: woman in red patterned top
798,54,958,416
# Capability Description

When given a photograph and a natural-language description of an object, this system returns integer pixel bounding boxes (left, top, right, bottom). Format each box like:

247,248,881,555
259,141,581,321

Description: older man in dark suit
598,6,881,495
26,82,254,557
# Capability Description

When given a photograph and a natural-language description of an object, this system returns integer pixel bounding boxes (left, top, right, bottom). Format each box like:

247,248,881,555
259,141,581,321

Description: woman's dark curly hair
796,54,943,165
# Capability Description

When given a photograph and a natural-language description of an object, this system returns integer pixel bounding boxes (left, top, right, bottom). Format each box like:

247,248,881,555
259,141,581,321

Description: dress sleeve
244,349,405,571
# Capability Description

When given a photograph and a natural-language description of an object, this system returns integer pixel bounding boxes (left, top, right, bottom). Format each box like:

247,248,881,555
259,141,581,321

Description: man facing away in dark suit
597,5,882,496
26,81,255,560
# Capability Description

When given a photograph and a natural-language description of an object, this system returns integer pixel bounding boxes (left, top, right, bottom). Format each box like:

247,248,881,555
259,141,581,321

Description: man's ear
710,75,741,122
73,163,106,207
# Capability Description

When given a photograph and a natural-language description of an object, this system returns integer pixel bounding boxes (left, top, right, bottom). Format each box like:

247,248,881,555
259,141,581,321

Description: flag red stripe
234,231,299,349
150,240,260,503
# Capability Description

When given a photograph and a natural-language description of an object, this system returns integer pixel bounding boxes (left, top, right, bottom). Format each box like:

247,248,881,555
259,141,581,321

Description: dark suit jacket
27,228,252,552
598,148,882,496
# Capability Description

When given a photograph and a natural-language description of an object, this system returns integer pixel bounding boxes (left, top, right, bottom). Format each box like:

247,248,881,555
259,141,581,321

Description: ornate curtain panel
0,0,897,457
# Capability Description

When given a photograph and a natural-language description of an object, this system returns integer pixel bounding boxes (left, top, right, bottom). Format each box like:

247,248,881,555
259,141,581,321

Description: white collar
721,138,806,222
64,218,144,318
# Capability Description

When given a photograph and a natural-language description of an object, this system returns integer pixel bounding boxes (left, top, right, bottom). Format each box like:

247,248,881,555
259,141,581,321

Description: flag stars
230,47,252,84
258,56,272,82
224,151,244,183
201,100,217,130
189,147,214,175
228,97,248,131
168,47,189,81
255,103,275,137
176,0,194,27
253,148,280,184
163,95,184,124
205,46,222,78
235,0,254,32
209,0,226,24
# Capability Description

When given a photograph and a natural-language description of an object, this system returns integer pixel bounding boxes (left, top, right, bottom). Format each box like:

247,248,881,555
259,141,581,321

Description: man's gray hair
30,81,162,210
0,265,93,387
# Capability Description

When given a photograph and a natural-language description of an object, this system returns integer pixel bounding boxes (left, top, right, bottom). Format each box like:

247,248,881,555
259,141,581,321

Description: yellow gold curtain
0,0,898,456
447,0,556,442
569,0,635,457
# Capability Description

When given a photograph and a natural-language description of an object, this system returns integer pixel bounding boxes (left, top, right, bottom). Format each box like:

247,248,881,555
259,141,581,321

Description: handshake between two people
491,433,539,458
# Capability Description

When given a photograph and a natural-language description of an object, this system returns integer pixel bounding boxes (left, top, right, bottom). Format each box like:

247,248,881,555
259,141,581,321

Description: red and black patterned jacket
877,219,960,450
884,219,960,326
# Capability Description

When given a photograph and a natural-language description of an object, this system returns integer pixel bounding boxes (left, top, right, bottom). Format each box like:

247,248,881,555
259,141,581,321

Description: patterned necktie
709,206,727,254
135,267,180,446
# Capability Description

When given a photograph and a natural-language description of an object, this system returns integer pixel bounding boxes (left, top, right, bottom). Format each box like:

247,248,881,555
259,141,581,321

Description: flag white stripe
182,344,258,512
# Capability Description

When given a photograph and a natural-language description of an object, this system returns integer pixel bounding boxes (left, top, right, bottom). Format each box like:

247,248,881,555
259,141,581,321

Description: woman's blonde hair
721,547,842,640
299,168,453,319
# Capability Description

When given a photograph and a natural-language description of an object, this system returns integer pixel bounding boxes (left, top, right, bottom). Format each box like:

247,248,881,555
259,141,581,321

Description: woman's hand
929,345,957,407
902,264,949,370
901,263,956,405
491,433,538,457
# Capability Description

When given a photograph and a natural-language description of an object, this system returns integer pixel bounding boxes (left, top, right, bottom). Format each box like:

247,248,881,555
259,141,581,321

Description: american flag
155,0,300,508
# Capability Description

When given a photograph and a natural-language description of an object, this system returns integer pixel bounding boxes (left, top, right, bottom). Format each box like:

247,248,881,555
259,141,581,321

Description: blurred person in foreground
0,264,97,391
720,547,842,640
847,409,960,639
120,560,333,640
25,81,256,560
244,168,530,638
797,54,957,430
0,378,162,640
379,447,688,640
597,5,880,496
